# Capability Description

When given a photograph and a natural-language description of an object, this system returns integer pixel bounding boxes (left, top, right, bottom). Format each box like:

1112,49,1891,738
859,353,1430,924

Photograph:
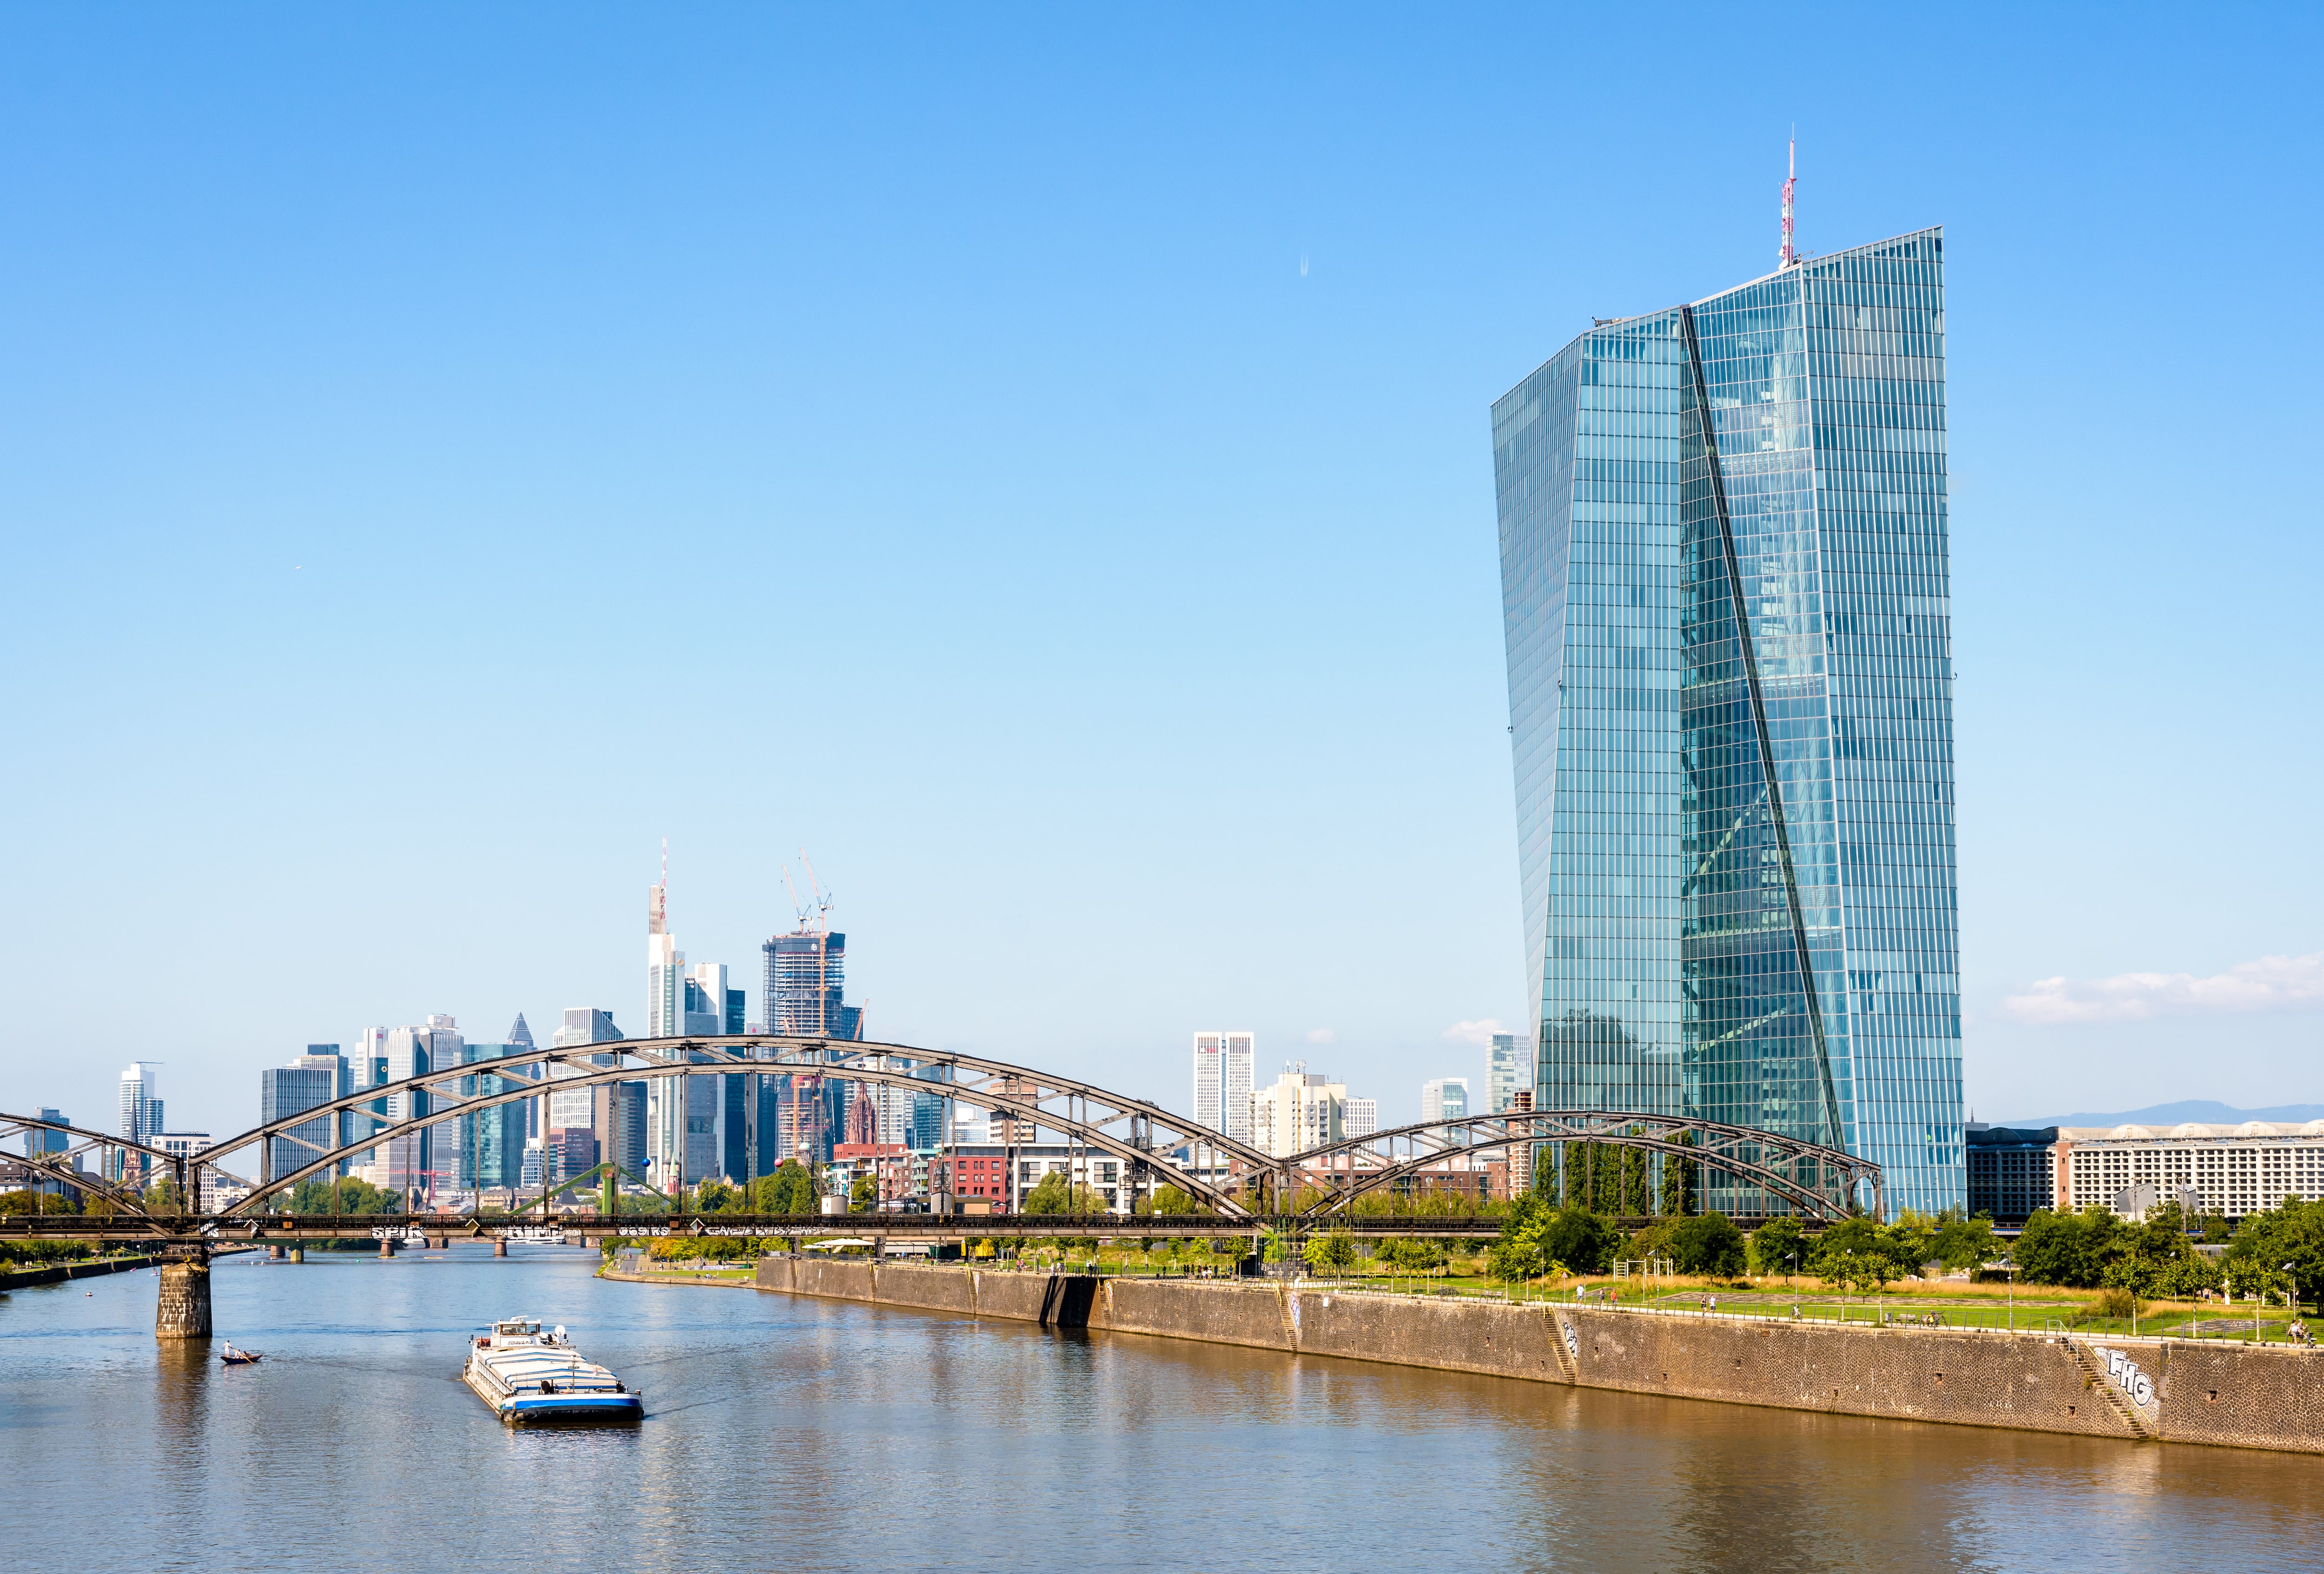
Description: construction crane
799,849,834,932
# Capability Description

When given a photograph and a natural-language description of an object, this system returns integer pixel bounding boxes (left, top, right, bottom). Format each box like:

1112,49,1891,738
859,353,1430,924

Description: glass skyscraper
1492,228,1962,1216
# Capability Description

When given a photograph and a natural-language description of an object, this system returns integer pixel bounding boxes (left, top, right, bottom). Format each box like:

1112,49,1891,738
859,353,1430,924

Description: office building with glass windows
1491,228,1963,1216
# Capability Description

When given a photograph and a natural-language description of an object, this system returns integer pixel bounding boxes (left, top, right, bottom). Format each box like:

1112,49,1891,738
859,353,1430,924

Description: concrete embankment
1,1254,164,1291
728,1257,2324,1456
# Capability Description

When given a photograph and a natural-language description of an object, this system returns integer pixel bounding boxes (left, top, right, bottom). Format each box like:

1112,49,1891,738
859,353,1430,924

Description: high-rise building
1251,1065,1345,1159
549,1008,624,1133
375,1016,462,1201
1345,1097,1379,1139
1486,1032,1526,1114
1421,1078,1470,1126
1191,1032,1255,1143
1491,220,1963,1215
644,879,726,1188
763,931,862,1039
350,1027,390,1167
260,1048,352,1188
455,1037,532,1193
117,1063,162,1181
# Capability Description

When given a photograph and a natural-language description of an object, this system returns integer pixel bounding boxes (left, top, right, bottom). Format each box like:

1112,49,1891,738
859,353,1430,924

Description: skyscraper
260,1047,351,1188
379,1016,462,1201
1421,1078,1470,1126
1491,219,1963,1216
1486,1032,1525,1114
763,931,861,1039
1191,1032,1254,1143
117,1063,161,1180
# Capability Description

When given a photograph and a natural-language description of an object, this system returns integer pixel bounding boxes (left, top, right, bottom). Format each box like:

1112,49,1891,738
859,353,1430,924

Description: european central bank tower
1491,228,1962,1217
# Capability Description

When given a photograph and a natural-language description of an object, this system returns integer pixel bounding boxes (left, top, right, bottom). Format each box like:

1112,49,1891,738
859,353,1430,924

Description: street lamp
1998,1255,2014,1333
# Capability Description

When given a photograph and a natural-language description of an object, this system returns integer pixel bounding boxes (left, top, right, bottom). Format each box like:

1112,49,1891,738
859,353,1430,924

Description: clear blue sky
3,4,2317,1144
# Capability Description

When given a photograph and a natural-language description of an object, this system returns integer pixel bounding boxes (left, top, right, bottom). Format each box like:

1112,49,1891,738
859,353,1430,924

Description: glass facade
1493,229,1962,1216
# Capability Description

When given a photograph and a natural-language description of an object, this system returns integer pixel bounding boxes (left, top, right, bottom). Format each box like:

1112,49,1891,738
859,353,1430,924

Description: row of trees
2014,1197,2322,1302
1471,1193,2008,1289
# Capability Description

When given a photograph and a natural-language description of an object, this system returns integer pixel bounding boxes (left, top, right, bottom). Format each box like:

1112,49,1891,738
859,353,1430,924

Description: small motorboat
463,1317,640,1425
219,1342,264,1366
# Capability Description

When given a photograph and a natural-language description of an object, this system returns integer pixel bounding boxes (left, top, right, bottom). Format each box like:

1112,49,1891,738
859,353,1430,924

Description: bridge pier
494,1237,508,1257
379,1237,396,1258
287,1246,304,1263
155,1255,211,1340
269,1243,285,1261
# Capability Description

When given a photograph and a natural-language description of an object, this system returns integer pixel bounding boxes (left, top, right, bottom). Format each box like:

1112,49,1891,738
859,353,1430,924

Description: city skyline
5,9,2317,1151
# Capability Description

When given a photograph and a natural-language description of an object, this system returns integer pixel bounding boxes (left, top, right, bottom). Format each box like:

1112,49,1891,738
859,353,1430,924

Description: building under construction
762,931,863,1040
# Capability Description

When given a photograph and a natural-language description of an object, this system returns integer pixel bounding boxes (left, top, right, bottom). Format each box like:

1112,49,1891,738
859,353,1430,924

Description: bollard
156,1257,212,1339
494,1238,508,1257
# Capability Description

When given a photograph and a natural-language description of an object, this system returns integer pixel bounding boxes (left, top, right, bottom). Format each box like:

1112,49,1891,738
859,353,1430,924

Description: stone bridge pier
155,1253,212,1340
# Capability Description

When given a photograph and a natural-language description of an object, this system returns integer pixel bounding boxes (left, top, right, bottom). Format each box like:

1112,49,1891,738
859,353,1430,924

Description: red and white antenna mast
1779,133,1798,267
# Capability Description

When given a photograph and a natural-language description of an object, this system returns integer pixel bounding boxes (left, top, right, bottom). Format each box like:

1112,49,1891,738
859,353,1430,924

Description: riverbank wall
0,1253,164,1291
734,1257,2324,1455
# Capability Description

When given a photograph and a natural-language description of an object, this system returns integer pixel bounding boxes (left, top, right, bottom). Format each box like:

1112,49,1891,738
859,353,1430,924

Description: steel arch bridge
0,1113,251,1238
65,1035,1286,1222
2,1038,1883,1238
1292,1110,1881,1224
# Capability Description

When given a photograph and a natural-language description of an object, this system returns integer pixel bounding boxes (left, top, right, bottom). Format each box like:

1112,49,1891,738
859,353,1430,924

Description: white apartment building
1345,1097,1378,1138
1251,1065,1345,1158
1192,1032,1254,1143
2057,1122,2324,1220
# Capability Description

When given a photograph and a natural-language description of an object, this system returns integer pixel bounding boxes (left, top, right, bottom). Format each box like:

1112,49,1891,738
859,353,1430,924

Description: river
2,1246,2317,1571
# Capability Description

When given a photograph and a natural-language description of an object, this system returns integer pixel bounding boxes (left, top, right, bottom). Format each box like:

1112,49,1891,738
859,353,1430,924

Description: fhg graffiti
2092,1345,2158,1409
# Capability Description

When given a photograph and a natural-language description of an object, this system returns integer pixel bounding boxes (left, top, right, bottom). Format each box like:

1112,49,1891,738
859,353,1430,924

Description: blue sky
3,4,2317,1144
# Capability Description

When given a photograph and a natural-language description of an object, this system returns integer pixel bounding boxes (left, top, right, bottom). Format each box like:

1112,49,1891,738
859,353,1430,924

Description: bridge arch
198,1036,1276,1218
0,1112,247,1230
1291,1110,1881,1223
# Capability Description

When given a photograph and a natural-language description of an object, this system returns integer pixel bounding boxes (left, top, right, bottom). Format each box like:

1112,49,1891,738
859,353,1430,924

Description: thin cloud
1442,1018,1505,1045
1305,1027,1337,1045
2002,951,2324,1025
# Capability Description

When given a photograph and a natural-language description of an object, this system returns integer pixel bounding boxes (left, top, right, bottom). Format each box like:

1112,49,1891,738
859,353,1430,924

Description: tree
753,1160,820,1216
2225,1196,2324,1309
1929,1210,2001,1272
1669,1213,1746,1277
1750,1215,1808,1277
1021,1173,1107,1216
288,1175,402,1217
1305,1231,1359,1275
1379,1236,1449,1272
848,1175,877,1213
0,1189,78,1216
1150,1184,1197,1216
2014,1208,2119,1288
1824,1250,1894,1295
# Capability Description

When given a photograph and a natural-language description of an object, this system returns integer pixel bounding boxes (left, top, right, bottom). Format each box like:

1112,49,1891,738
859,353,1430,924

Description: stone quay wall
743,1258,2324,1455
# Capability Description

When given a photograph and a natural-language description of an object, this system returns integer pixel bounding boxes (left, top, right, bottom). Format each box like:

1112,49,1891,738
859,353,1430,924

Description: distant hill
1990,1099,2324,1130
